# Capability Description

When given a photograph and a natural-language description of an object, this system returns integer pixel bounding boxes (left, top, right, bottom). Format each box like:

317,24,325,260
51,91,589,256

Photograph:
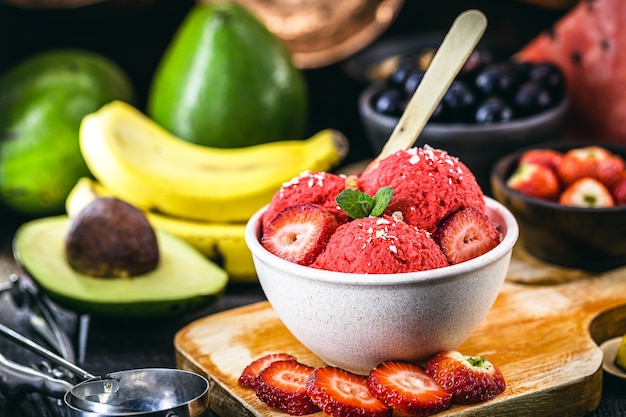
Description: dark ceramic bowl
359,81,569,194
490,141,626,272
351,33,569,194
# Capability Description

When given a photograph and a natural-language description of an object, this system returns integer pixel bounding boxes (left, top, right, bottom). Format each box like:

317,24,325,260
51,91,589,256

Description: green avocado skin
147,2,308,148
0,49,134,216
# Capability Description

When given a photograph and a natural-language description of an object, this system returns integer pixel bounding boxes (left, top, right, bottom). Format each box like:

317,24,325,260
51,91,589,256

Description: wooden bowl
491,141,626,272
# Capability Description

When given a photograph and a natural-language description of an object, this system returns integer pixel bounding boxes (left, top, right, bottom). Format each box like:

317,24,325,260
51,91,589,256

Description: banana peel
66,178,258,283
79,101,348,222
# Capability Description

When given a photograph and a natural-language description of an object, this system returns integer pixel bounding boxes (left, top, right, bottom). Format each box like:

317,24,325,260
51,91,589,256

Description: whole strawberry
518,148,563,171
610,172,626,205
424,350,506,404
506,161,561,200
557,146,625,187
559,177,615,208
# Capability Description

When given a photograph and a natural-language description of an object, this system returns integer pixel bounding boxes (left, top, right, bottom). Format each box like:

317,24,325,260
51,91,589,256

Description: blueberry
429,101,447,123
474,64,520,97
372,87,404,116
514,81,552,117
441,80,476,122
529,62,566,100
389,58,418,86
511,61,534,83
459,47,493,77
403,68,425,96
475,97,513,124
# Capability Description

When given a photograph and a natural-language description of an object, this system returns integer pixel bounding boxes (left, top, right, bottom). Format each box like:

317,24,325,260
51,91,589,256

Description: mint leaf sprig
336,186,393,219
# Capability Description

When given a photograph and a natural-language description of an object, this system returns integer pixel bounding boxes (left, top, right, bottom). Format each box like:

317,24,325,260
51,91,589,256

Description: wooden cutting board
174,248,626,417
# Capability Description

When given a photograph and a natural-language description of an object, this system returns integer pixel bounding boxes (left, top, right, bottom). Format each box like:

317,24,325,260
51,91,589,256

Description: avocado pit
65,197,159,278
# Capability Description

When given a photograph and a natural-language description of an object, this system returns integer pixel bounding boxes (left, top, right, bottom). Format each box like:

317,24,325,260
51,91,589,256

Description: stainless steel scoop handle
0,322,96,381
0,353,73,398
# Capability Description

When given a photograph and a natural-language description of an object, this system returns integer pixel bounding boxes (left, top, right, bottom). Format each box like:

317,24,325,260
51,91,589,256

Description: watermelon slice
517,0,626,142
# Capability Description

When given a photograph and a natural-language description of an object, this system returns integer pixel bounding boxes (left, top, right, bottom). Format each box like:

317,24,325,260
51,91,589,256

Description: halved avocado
13,216,229,318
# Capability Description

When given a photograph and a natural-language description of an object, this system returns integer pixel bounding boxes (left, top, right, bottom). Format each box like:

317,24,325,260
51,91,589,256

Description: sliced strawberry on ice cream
433,207,501,265
306,366,391,417
261,204,338,265
367,361,452,416
255,360,319,415
238,353,297,389
425,350,506,404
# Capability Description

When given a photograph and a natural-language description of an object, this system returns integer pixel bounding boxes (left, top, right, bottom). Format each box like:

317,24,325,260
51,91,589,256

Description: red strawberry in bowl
425,350,506,404
559,177,615,208
611,174,626,205
506,161,561,200
518,148,563,171
556,146,625,187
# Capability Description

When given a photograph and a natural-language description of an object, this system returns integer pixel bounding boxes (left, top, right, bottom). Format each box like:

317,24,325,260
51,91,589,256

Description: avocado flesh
13,216,228,318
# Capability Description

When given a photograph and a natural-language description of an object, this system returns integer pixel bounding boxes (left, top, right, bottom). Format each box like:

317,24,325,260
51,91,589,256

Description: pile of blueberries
370,47,567,124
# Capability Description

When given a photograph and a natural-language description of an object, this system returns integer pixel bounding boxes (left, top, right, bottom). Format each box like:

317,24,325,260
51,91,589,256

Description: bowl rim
491,141,626,213
359,80,570,136
245,196,519,285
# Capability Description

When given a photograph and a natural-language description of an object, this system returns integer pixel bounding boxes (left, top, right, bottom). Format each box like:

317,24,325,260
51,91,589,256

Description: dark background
0,1,624,416
0,0,569,168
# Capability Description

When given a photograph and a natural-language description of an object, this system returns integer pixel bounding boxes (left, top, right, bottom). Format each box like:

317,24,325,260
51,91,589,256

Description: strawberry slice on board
559,177,615,208
254,360,320,415
238,353,297,389
367,361,452,416
425,350,506,405
433,207,501,265
261,204,338,265
306,366,392,417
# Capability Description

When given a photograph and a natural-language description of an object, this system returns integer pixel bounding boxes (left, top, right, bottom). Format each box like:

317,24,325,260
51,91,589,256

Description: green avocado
13,216,229,318
0,49,134,216
147,2,308,148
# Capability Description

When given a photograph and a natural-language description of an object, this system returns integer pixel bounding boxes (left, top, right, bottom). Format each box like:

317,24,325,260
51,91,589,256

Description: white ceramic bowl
245,197,519,375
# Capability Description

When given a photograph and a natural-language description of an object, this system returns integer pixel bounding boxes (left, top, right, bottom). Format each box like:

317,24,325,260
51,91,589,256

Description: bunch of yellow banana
79,101,348,222
73,101,349,282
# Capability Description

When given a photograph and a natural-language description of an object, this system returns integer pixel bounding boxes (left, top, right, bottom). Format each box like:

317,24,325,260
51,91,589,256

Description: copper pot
198,0,405,68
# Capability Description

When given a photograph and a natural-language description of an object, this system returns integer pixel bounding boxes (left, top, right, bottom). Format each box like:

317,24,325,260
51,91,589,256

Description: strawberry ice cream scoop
311,214,449,274
263,171,352,232
359,147,485,232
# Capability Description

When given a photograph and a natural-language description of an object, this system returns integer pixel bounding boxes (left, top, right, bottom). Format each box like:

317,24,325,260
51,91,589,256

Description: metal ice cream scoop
0,322,209,417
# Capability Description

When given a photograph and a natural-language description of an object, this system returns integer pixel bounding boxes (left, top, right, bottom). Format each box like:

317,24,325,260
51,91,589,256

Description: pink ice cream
311,214,449,274
359,146,485,233
262,170,352,232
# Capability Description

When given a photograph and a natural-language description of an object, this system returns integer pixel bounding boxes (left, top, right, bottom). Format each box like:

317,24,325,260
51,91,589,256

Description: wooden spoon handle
377,9,487,160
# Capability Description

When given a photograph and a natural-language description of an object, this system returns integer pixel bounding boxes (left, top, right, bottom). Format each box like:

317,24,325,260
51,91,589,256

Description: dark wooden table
0,0,624,415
